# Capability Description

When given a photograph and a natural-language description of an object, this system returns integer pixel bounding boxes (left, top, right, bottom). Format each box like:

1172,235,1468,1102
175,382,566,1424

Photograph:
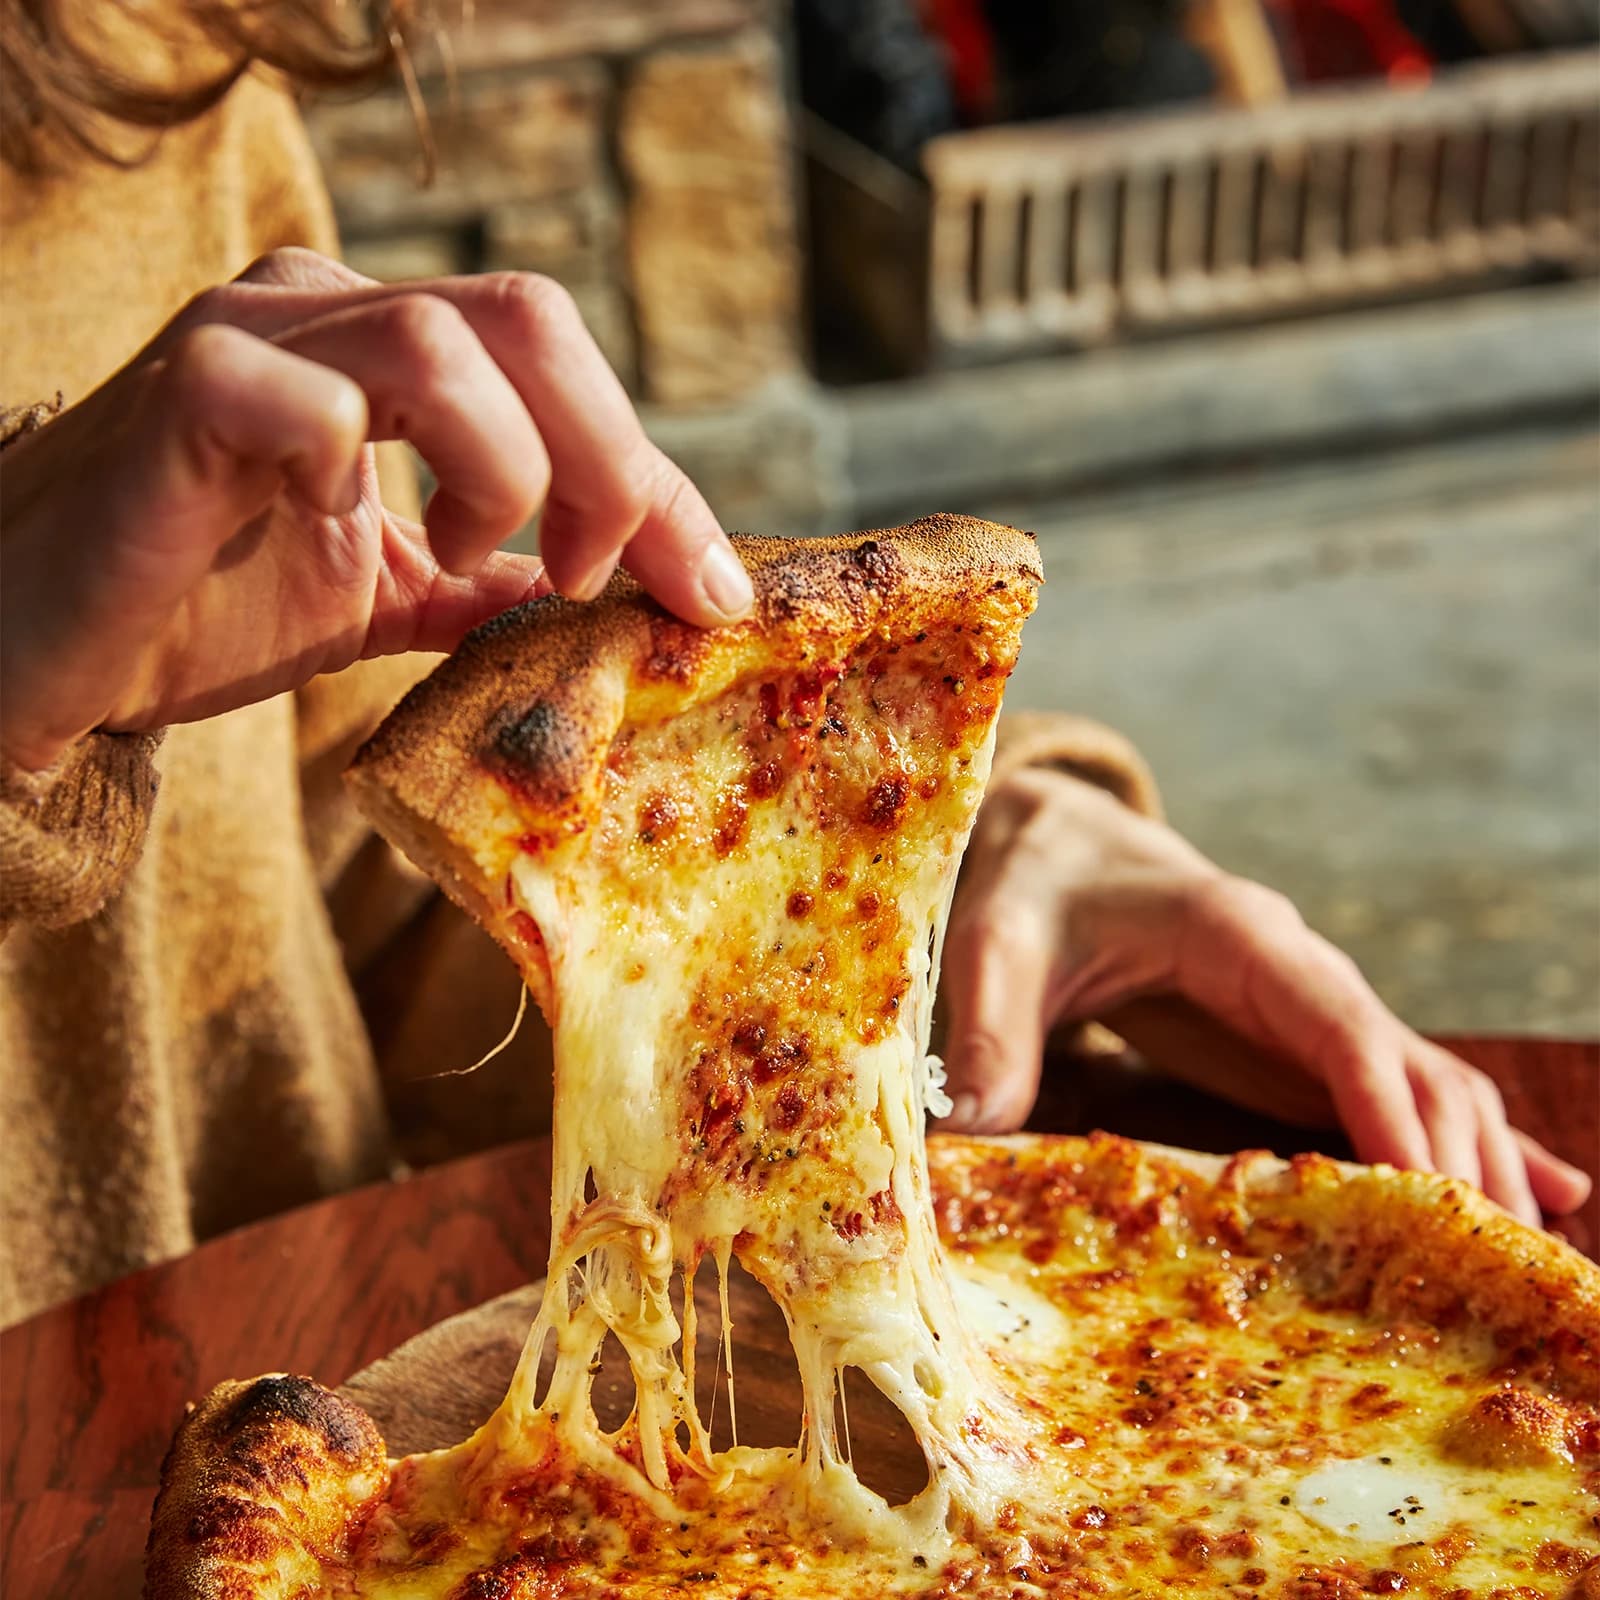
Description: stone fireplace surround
307,0,800,412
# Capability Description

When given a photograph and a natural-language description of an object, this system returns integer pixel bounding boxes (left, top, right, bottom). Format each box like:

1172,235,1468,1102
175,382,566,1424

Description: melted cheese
476,654,1029,1559
350,1133,1599,1598
927,1138,1600,1596
1293,1456,1483,1542
947,1260,1072,1352
339,629,1599,1598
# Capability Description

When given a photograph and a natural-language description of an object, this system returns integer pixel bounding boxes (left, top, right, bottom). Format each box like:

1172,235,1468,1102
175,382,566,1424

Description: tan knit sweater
0,70,1158,1327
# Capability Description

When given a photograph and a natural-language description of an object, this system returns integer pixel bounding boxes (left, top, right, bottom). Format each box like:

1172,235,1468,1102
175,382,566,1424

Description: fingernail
947,1093,982,1129
570,553,618,602
699,541,754,622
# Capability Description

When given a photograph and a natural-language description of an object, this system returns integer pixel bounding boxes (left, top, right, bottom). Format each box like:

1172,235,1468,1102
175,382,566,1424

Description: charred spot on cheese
712,793,749,856
861,777,909,830
637,792,679,845
772,1078,807,1131
748,759,785,799
730,1019,766,1057
751,1033,809,1084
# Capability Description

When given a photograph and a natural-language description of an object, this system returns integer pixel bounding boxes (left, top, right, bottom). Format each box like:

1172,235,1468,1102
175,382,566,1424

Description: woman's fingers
613,467,757,626
2,246,748,773
151,324,370,526
364,530,552,658
934,819,1062,1132
235,245,372,293
275,296,551,569
1175,879,1434,1172
186,257,753,626
451,273,749,622
1411,1042,1580,1226
1452,1061,1540,1226
1180,879,1577,1223
1406,1053,1484,1194
1513,1129,1595,1215
1315,1033,1434,1174
113,325,367,615
929,777,1593,1230
939,917,1049,1132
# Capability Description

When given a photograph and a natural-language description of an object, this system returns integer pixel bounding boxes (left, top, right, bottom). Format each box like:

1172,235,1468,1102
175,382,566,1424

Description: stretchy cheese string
416,986,528,1080
477,666,1028,1557
713,1237,739,1452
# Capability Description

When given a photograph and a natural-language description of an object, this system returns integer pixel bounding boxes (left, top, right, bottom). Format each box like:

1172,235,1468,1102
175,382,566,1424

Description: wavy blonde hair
1,0,418,174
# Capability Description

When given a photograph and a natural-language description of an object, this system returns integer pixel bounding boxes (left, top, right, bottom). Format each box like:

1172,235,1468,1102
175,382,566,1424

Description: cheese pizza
144,517,1599,1598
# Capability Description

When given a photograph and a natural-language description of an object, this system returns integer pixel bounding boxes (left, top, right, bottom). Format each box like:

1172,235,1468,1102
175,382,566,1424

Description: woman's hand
0,248,753,773
940,766,1593,1228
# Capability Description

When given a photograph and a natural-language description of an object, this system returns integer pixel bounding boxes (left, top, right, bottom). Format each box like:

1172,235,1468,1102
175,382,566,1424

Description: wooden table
3,1036,1593,1600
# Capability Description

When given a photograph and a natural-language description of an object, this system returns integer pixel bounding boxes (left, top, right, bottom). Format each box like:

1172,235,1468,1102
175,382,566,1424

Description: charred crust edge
485,697,590,812
143,1376,386,1598
218,1374,377,1465
353,515,1040,778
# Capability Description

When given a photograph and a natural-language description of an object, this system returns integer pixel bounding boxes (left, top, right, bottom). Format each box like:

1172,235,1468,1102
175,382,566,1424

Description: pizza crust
346,516,1043,1010
143,1374,386,1600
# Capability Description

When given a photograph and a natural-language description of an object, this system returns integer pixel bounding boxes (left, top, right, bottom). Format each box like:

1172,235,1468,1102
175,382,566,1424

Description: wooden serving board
338,1266,930,1502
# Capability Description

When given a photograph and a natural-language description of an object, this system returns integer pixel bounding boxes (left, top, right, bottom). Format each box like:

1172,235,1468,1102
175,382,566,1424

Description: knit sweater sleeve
0,395,169,933
987,709,1163,819
0,732,164,931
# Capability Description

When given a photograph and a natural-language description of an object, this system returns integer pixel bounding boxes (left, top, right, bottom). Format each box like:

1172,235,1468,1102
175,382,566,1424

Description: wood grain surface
1,1140,555,1600
2,1035,1594,1600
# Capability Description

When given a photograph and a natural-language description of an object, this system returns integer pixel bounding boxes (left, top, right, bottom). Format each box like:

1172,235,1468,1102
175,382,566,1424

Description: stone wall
304,0,802,408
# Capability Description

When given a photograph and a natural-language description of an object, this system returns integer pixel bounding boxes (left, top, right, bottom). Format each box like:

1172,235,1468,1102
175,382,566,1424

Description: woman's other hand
940,766,1593,1228
0,248,752,772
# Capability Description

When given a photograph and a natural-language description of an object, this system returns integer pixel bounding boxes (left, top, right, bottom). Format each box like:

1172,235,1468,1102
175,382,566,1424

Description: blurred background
306,0,1598,1037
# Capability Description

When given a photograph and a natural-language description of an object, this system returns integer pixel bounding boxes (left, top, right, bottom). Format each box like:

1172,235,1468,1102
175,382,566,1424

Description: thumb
939,898,1050,1133
235,245,374,292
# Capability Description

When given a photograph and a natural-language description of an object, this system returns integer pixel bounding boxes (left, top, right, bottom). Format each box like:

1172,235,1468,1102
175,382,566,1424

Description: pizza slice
341,514,1046,1527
